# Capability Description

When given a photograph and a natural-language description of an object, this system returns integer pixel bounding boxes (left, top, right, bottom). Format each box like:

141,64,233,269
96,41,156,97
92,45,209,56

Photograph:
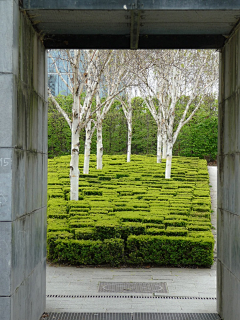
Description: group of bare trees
48,49,218,200
135,50,218,178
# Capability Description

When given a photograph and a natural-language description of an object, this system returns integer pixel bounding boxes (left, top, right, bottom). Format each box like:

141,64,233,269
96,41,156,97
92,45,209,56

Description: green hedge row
47,233,213,267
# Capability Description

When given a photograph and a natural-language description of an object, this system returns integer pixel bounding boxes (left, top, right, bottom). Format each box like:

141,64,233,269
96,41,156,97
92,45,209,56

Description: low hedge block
143,216,164,224
193,190,210,197
116,173,129,179
132,202,149,208
89,209,109,215
166,215,188,221
144,223,165,228
47,231,74,259
48,212,68,219
192,205,211,212
188,217,209,223
69,215,90,220
95,220,121,240
68,201,90,209
169,210,190,216
170,203,192,209
99,176,112,181
126,235,213,267
47,219,69,232
163,219,187,227
51,239,103,264
69,219,95,228
47,190,63,198
69,208,89,213
190,212,211,219
156,201,169,207
102,238,125,266
119,222,146,239
84,189,103,196
165,227,188,237
160,190,177,196
192,198,211,207
75,227,95,240
188,231,213,238
113,206,134,212
48,237,125,266
117,212,144,222
188,224,211,231
145,228,166,235
48,198,66,207
48,206,67,214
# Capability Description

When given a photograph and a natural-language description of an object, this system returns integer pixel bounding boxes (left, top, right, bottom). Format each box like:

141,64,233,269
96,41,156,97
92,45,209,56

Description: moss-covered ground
47,155,214,267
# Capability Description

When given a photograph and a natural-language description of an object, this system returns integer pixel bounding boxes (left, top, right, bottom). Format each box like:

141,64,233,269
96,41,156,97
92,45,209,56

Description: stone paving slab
46,264,217,313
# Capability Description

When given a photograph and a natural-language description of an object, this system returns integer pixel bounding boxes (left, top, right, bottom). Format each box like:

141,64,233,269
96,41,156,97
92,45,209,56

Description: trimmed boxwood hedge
126,235,213,267
47,155,214,267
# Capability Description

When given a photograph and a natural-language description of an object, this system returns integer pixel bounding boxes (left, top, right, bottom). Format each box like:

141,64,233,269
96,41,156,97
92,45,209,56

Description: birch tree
94,51,137,169
137,52,165,163
82,51,135,172
137,50,218,178
117,94,133,162
48,49,112,199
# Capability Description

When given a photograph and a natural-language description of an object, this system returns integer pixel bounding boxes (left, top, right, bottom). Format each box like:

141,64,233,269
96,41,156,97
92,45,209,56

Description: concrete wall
218,26,240,320
0,1,47,320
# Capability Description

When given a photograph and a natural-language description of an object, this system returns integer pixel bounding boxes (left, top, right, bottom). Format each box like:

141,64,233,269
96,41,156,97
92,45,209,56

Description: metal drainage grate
98,282,168,293
40,313,221,320
40,313,132,320
46,294,216,300
134,314,221,320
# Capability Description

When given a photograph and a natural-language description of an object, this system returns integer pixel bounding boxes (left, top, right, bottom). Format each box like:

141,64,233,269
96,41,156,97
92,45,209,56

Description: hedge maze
47,155,214,267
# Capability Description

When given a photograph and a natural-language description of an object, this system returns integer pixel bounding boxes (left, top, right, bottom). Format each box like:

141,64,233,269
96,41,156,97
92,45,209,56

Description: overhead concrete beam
21,0,240,10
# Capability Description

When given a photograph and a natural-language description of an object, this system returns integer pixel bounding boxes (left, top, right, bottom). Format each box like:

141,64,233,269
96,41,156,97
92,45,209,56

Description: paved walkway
45,167,218,314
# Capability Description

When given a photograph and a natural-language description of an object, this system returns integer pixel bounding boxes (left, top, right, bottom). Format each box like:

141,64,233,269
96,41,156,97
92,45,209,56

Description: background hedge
48,95,218,162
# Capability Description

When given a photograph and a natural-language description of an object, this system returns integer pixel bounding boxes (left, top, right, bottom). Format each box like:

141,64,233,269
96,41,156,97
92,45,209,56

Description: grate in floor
40,313,132,320
134,313,221,320
40,313,221,320
46,294,216,300
98,282,168,293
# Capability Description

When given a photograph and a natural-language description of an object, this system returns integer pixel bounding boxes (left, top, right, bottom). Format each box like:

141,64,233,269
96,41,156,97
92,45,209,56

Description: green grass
47,155,214,267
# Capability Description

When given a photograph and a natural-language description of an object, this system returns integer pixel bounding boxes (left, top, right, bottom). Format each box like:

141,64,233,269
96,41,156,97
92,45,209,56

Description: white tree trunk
70,51,81,201
165,142,173,179
96,86,103,170
127,117,132,162
83,121,92,174
157,125,162,163
97,120,103,170
162,125,167,159
120,95,133,163
70,125,79,200
162,141,167,159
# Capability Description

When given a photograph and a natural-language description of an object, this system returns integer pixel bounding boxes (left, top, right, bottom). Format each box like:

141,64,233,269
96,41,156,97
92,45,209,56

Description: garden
47,155,214,267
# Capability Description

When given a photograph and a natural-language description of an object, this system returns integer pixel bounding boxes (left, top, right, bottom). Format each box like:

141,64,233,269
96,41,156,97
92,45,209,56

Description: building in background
48,50,72,96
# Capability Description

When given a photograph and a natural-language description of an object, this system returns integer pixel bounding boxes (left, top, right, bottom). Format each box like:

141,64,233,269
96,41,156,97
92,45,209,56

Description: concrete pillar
0,1,47,320
218,24,240,320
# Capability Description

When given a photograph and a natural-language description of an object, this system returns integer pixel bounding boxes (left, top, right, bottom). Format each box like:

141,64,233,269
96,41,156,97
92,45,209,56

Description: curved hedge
47,155,214,267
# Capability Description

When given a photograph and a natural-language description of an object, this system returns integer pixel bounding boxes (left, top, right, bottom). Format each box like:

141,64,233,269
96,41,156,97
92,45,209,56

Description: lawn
47,155,214,267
